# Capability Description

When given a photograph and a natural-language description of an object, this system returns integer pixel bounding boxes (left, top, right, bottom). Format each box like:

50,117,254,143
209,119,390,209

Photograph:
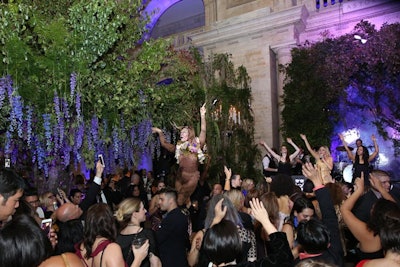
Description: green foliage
0,1,258,183
281,21,400,148
200,53,260,182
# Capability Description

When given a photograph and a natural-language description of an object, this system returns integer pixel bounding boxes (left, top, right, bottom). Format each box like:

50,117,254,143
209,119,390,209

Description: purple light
143,0,182,39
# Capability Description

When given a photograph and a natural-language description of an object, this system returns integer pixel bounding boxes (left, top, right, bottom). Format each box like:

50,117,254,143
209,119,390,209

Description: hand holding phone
41,219,52,238
98,154,105,167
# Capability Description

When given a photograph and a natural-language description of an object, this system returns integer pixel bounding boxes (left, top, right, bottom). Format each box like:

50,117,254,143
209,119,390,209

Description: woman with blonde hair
115,198,161,267
300,134,333,184
40,191,59,219
152,104,206,206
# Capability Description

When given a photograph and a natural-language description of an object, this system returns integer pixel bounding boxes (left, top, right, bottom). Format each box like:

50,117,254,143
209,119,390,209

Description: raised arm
287,138,300,161
260,141,281,161
369,172,395,202
199,103,206,148
152,127,175,153
250,198,294,266
300,134,319,159
368,134,379,162
303,162,343,261
340,174,374,246
338,133,355,161
223,165,232,191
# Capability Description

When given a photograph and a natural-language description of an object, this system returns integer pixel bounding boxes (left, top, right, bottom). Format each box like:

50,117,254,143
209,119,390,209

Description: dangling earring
294,216,299,227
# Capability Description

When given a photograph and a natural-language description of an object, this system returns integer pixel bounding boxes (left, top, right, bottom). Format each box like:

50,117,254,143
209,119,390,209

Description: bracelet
313,185,325,191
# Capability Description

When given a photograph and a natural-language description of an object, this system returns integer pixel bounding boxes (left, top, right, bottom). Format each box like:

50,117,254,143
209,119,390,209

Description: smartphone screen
40,219,52,238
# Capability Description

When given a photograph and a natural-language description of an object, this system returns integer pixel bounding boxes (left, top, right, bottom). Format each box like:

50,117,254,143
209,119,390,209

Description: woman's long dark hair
367,198,400,236
355,146,369,164
0,214,52,267
83,203,117,259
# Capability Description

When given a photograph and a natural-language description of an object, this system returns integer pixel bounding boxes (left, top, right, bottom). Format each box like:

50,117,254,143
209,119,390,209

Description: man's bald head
56,203,83,222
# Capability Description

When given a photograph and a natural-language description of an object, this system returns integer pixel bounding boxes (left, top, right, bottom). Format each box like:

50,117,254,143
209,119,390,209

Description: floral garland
175,137,205,164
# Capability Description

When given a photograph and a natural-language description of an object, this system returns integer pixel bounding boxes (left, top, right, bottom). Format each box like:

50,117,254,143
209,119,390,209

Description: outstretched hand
354,172,365,193
259,141,267,147
249,198,269,222
152,127,162,134
369,172,383,192
200,103,206,117
95,161,104,178
214,198,227,222
224,165,232,179
300,134,306,140
302,162,322,187
250,198,277,235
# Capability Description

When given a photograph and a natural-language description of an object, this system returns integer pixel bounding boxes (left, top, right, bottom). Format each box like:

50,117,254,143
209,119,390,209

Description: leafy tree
281,21,400,151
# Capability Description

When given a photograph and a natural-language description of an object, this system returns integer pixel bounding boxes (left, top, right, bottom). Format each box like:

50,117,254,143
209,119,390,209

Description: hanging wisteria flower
70,72,77,101
62,140,71,167
4,130,12,154
62,99,70,123
74,122,85,164
91,115,99,147
75,91,81,120
11,95,24,138
53,93,61,150
42,114,52,152
26,106,33,147
34,136,46,173
5,75,14,99
112,128,119,159
0,76,9,109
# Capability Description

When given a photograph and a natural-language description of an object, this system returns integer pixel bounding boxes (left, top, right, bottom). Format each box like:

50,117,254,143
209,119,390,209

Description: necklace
126,224,142,234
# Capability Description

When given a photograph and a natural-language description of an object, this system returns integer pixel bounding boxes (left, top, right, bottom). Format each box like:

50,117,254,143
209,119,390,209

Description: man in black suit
352,169,397,222
156,187,190,267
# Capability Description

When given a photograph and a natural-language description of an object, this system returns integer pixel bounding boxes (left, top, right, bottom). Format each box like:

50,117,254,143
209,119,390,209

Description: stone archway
144,0,205,39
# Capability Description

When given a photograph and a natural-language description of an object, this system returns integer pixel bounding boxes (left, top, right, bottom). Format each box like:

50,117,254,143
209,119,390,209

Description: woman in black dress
115,198,161,267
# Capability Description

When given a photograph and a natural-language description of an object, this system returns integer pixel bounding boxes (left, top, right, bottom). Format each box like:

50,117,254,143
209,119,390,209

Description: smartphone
98,154,105,167
4,158,10,168
40,219,52,238
57,188,64,200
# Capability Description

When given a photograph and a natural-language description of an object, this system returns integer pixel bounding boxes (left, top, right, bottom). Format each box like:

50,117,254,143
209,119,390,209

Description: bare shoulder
39,253,84,267
64,253,85,267
105,242,123,253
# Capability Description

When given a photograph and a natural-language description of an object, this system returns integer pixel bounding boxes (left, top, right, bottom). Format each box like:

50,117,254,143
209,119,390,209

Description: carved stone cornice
191,5,309,47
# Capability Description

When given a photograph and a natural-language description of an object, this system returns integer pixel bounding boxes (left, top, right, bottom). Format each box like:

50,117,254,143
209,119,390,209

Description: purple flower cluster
0,76,10,108
5,75,14,99
91,116,99,147
70,72,76,101
34,136,46,173
26,106,33,147
62,140,71,167
137,119,152,151
74,122,85,164
62,99,70,123
10,95,24,138
42,114,52,152
54,93,61,150
75,92,81,120
112,128,120,159
4,130,12,154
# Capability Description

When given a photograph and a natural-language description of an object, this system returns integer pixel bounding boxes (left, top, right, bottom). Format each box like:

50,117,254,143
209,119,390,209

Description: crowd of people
0,103,399,267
